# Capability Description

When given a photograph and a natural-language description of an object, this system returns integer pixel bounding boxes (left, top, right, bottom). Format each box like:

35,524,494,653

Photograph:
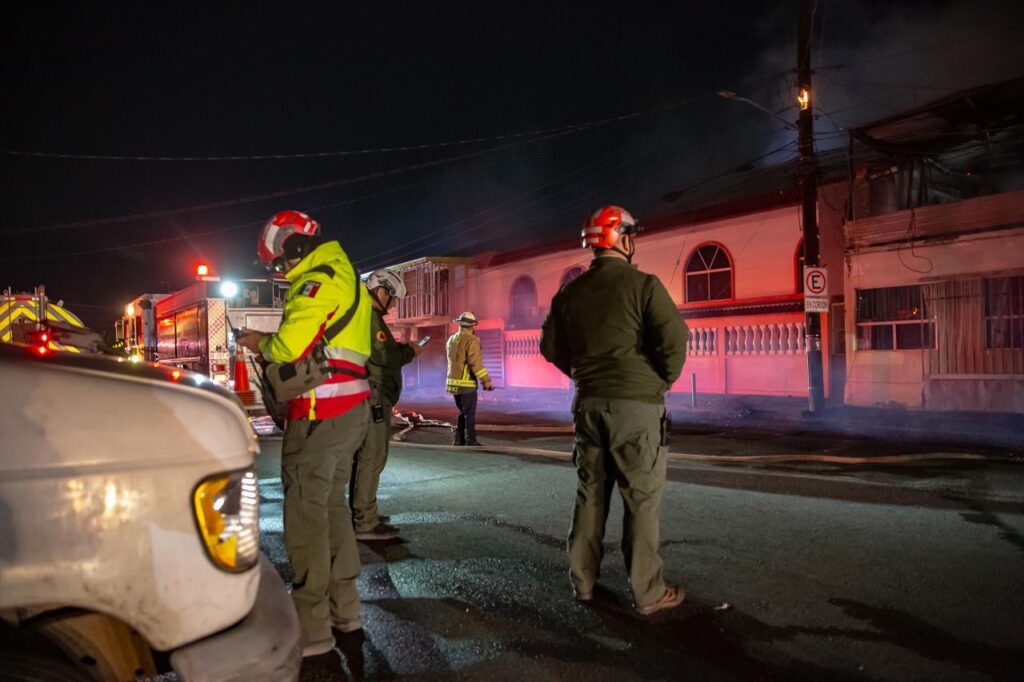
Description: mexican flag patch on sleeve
300,281,321,298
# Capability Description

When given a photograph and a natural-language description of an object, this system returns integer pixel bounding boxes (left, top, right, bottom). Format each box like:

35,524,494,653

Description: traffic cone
232,346,255,406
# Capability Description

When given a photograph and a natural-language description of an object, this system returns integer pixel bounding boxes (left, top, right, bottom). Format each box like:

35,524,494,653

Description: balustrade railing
687,327,717,356
723,322,806,355
505,332,541,358
500,322,805,360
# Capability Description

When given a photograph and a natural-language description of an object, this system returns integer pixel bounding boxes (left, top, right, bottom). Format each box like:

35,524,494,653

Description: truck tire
0,651,90,681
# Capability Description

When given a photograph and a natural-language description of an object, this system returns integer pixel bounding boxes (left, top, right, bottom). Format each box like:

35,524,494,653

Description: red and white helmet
581,205,641,249
257,210,321,266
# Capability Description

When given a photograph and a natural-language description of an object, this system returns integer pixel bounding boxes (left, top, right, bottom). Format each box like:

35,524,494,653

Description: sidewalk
395,387,1024,453
391,423,1020,466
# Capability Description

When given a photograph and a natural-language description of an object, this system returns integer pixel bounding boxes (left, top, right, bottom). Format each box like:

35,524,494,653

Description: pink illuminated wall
385,188,850,401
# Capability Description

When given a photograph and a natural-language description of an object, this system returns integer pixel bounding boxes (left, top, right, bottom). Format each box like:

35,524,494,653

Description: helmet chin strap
613,235,636,263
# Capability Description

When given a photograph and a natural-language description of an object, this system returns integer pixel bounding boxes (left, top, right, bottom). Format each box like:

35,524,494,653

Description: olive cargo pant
568,397,668,607
350,399,393,532
281,401,369,645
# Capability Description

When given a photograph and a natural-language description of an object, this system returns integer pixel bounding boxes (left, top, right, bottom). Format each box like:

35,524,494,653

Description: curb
392,440,1006,465
477,424,573,433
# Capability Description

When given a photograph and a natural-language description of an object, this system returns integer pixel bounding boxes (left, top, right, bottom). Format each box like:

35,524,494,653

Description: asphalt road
256,440,1024,681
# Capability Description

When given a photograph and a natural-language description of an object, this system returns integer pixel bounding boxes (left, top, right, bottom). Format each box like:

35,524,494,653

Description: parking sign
803,267,829,312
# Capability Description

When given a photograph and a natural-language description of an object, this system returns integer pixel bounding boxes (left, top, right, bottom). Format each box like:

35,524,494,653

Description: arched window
560,266,585,288
795,239,806,293
509,276,539,328
685,243,733,302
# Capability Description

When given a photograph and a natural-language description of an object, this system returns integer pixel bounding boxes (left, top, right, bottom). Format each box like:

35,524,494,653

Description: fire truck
1,286,101,353
117,265,289,408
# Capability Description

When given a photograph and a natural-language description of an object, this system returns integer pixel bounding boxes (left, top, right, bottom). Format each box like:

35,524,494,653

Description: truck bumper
169,555,301,682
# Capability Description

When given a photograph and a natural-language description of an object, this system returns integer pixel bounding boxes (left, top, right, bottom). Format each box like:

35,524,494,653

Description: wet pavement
256,439,1024,681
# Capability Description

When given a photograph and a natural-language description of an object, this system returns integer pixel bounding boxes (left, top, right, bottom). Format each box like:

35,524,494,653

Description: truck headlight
193,468,259,572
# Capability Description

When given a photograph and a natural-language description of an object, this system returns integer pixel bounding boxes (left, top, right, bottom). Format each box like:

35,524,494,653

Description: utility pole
798,0,826,414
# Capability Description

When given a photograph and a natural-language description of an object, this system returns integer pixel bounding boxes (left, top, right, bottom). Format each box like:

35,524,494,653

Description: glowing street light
798,87,810,111
219,281,239,298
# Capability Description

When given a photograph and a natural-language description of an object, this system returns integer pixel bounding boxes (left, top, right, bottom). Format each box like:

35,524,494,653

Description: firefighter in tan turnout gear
540,206,690,617
445,312,493,446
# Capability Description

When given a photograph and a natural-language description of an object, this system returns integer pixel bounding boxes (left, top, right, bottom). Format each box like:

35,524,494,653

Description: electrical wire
361,138,802,272
0,92,716,163
5,91,722,236
352,148,636,267
2,125,608,235
0,181,420,261
357,145,686,270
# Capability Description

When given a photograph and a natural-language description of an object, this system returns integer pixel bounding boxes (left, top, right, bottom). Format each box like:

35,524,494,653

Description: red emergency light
196,263,210,278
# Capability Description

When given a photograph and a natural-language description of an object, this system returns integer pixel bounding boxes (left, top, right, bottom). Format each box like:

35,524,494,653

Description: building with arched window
508,276,539,329
560,266,585,288
685,243,733,302
371,79,1024,417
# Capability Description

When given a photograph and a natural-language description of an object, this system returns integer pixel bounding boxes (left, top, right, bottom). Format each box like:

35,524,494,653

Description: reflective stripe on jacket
445,329,489,394
259,241,372,420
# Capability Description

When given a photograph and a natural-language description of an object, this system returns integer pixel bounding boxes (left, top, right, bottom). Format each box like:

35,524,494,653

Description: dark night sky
2,1,1022,330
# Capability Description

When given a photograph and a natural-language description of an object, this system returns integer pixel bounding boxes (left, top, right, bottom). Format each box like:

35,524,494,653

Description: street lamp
718,71,825,415
717,90,798,130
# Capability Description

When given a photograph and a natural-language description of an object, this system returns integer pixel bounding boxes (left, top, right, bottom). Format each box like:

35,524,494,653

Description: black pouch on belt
263,264,363,402
370,383,385,423
660,412,672,447
265,341,333,402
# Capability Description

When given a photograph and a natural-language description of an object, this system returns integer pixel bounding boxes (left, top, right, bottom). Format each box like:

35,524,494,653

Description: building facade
386,183,850,402
383,78,1023,416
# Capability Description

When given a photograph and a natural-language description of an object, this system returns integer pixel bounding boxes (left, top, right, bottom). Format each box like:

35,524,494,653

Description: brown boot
635,585,685,616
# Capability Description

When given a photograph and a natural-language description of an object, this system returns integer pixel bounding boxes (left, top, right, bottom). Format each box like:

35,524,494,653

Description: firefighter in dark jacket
540,205,689,616
351,269,421,541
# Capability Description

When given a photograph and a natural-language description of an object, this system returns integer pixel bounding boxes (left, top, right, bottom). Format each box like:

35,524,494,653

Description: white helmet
455,311,479,326
365,269,407,298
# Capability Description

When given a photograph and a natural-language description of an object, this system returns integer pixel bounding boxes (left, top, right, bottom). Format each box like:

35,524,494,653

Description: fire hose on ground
391,408,453,442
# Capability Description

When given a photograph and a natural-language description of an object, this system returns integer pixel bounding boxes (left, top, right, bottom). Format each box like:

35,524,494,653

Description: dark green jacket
540,255,689,404
367,307,416,406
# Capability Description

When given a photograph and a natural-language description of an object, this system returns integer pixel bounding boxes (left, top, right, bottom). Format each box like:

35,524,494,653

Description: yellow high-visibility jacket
445,329,490,394
259,241,372,420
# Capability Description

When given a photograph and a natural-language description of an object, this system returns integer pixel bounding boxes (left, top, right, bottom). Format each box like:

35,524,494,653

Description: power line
3,127,591,235
5,92,716,235
351,137,682,267
358,151,673,269
0,181,420,261
362,141,801,271
1,93,715,163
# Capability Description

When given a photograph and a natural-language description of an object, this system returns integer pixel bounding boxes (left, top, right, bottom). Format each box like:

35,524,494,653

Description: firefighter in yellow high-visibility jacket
237,210,372,658
445,311,493,446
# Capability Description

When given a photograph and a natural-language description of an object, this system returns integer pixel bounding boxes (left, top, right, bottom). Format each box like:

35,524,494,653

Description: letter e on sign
803,267,829,312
